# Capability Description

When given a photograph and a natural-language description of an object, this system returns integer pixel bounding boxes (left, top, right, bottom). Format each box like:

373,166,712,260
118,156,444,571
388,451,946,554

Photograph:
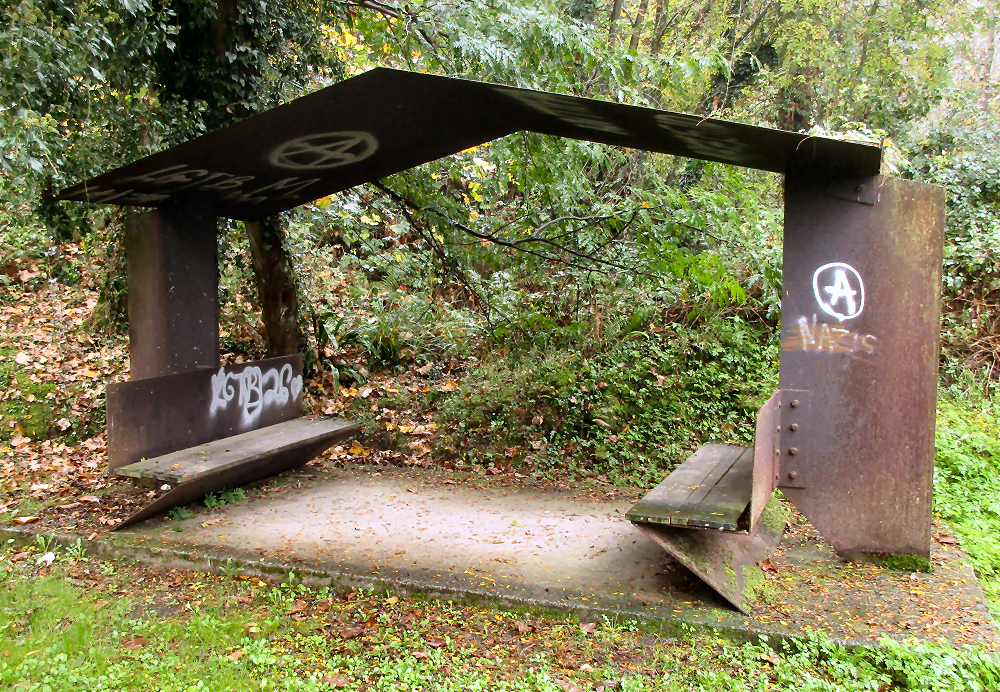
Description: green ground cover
1,541,998,691
934,393,1000,612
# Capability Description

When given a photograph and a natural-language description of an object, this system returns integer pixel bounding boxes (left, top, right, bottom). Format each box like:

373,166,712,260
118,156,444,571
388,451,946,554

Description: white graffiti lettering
268,131,379,170
210,363,303,427
812,262,865,322
783,315,877,355
501,89,629,135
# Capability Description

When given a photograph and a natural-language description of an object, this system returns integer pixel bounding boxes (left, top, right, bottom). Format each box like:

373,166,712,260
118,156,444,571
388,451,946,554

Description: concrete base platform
109,464,997,648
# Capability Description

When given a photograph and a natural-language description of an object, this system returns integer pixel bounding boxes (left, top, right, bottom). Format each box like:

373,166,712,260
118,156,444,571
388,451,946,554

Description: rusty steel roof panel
58,68,882,220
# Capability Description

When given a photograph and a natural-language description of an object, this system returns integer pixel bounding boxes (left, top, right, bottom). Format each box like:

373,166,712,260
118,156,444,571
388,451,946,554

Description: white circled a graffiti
812,262,865,322
268,131,378,170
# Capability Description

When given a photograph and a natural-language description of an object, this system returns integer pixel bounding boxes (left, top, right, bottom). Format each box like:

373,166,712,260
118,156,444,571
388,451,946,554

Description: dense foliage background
2,0,1000,597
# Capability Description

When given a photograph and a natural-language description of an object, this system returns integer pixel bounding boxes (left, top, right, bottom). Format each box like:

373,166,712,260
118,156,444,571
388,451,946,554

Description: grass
1,542,999,691
934,392,1000,613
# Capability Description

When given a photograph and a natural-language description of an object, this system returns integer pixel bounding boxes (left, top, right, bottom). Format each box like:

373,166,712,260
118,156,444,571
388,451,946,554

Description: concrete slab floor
119,463,998,649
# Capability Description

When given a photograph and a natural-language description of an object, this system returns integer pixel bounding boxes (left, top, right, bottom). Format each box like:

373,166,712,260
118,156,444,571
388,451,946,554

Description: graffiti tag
210,363,303,428
813,262,865,322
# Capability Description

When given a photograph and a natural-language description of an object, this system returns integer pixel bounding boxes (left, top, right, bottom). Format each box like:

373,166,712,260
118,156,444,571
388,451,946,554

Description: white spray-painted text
210,363,303,427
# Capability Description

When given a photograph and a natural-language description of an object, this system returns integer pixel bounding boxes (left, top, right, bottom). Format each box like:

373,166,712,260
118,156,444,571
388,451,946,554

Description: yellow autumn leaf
349,441,367,455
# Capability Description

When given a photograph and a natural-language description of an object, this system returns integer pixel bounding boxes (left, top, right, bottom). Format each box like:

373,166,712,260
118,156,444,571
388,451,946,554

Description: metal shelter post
777,170,945,564
124,196,220,381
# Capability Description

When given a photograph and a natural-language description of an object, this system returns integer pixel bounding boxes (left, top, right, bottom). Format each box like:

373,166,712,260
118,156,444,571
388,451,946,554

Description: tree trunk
608,0,626,43
629,0,649,52
649,0,669,56
245,217,303,357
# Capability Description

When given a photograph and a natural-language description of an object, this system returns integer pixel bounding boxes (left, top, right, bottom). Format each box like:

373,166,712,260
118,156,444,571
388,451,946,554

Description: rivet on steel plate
775,426,781,433
787,471,798,480
788,447,799,456
789,423,798,432
790,399,800,408
856,183,865,194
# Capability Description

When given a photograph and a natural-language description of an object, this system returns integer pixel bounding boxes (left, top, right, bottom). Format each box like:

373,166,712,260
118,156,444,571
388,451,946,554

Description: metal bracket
777,389,810,489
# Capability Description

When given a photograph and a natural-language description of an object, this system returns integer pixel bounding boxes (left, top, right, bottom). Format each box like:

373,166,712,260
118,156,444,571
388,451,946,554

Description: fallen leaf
416,362,434,375
339,627,364,640
9,551,30,562
58,502,82,510
56,417,73,431
121,635,148,650
315,598,334,612
937,535,958,545
227,650,242,661
79,496,100,503
86,532,99,541
412,650,430,659
760,653,780,664
513,621,534,635
758,558,777,571
409,440,431,457
385,596,398,605
321,674,350,687
14,352,31,365
424,637,446,648
349,441,367,455
288,600,307,615
437,380,457,392
579,622,597,634
555,680,584,692
14,516,39,524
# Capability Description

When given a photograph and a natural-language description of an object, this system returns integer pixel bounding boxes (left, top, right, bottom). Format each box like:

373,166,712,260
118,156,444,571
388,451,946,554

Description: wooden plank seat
113,417,361,528
626,444,753,532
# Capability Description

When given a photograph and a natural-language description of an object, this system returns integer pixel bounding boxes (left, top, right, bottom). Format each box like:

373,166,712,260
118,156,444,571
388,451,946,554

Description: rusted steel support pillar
778,171,945,565
124,197,220,380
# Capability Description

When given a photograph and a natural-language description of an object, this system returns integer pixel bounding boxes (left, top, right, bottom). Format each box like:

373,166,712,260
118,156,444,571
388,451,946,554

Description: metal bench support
778,171,944,565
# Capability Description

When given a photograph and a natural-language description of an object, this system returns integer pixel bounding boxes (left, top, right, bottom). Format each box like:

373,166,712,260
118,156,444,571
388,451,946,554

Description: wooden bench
626,438,781,614
626,444,753,532
114,417,361,528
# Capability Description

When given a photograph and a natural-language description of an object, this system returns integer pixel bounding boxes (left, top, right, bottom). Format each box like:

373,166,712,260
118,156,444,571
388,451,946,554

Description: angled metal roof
58,68,881,220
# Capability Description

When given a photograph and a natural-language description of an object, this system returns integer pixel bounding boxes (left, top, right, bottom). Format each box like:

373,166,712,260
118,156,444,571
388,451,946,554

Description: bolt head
789,423,799,432
788,447,799,456
790,399,800,408
787,471,798,480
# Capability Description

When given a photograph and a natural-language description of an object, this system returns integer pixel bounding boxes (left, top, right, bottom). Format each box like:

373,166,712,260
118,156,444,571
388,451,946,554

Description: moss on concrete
847,551,932,573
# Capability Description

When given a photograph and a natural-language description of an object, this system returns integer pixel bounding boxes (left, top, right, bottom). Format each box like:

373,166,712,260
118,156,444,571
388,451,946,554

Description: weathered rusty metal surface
775,390,809,489
634,496,783,613
778,172,945,559
125,200,219,380
626,445,753,532
751,391,778,529
107,355,304,471
58,68,881,220
115,417,361,528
